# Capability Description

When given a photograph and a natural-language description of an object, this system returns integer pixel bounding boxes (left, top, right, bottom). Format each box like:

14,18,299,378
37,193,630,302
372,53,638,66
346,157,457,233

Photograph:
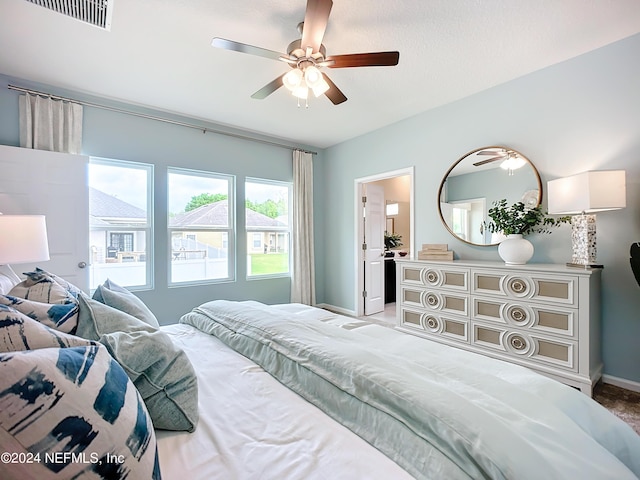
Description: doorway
354,167,414,318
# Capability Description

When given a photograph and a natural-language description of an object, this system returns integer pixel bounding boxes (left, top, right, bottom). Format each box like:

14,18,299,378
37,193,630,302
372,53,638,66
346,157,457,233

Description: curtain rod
7,84,317,156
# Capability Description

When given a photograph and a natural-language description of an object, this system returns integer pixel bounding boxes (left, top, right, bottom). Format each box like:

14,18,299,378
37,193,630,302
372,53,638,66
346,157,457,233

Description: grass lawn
249,253,289,275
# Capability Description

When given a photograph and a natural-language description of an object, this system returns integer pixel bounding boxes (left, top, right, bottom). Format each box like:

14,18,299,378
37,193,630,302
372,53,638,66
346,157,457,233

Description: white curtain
291,150,316,305
19,92,83,154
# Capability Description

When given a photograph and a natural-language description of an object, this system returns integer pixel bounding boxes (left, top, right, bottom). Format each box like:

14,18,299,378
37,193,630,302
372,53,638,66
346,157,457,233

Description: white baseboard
315,303,357,318
602,374,640,393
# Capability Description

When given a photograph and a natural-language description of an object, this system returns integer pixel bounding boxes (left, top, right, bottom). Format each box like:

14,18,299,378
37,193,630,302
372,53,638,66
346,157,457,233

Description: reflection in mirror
438,146,542,246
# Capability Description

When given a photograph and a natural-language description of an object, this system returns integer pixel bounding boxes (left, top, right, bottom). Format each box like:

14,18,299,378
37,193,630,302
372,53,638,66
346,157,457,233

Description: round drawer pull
426,293,439,307
510,307,527,322
426,270,439,284
510,335,527,350
510,279,526,293
426,316,439,329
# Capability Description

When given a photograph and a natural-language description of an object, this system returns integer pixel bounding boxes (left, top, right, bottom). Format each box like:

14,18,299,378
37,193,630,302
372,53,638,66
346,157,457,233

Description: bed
1,271,639,479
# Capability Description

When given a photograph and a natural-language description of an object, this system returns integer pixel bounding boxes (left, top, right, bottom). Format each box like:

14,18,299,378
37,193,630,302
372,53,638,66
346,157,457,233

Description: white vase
498,234,534,265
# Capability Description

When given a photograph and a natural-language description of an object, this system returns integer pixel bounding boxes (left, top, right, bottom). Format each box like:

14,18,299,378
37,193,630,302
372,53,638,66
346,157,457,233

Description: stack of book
417,244,454,261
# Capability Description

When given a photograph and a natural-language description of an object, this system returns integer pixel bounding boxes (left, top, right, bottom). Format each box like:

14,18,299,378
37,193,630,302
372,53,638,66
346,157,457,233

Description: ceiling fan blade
477,149,508,156
212,37,284,61
300,0,333,54
251,75,284,100
326,51,399,68
473,156,504,167
322,73,347,105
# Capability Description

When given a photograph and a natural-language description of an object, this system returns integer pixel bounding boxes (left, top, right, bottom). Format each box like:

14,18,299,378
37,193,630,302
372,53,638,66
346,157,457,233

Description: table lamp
0,214,50,293
547,170,625,268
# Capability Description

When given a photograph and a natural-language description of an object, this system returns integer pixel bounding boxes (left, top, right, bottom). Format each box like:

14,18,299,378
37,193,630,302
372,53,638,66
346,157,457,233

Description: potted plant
384,231,403,257
484,199,570,265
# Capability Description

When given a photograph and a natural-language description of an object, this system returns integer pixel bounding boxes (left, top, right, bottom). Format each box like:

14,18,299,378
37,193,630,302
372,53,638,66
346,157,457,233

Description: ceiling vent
24,0,113,31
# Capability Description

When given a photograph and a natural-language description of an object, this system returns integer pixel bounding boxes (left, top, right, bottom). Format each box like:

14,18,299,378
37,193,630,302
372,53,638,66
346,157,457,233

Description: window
89,158,153,290
245,178,291,277
168,168,234,285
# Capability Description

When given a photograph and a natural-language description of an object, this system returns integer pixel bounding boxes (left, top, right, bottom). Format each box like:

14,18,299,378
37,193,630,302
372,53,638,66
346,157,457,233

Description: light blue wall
320,33,640,383
0,74,326,323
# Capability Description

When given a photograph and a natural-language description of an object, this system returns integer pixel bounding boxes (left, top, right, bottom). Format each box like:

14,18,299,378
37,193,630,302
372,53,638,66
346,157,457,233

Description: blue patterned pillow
0,345,161,479
0,304,89,352
10,267,82,300
0,294,79,334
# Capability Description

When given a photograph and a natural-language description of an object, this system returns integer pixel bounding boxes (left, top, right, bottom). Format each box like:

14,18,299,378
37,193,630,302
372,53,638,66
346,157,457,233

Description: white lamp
0,214,50,293
547,170,626,267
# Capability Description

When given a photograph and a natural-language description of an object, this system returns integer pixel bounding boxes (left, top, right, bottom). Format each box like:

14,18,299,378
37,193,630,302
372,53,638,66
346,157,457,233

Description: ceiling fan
473,148,527,175
211,0,400,106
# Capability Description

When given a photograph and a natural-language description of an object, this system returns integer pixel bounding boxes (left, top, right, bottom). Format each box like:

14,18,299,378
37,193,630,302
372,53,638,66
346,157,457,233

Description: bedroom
1,1,640,478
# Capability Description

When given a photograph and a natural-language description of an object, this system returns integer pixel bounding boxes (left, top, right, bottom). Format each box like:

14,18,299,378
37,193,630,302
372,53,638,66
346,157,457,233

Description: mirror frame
437,146,543,247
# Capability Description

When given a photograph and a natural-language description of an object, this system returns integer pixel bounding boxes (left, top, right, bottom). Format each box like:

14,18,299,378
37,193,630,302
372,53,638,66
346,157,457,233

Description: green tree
245,198,287,219
185,193,228,212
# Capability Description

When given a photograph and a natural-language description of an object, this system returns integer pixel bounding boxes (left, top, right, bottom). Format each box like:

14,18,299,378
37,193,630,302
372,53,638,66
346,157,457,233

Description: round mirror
437,146,543,246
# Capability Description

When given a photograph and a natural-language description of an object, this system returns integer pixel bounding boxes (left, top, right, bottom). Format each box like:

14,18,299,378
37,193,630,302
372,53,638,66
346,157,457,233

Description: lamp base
566,262,603,269
570,213,598,266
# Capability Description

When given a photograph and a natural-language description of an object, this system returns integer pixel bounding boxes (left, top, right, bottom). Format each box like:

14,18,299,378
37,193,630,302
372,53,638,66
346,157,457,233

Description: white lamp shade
547,170,626,214
0,215,50,264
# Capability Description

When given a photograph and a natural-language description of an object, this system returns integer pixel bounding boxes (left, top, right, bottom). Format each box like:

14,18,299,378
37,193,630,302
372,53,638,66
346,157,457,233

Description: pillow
93,279,159,328
0,294,79,334
0,304,90,352
9,267,82,302
0,264,21,296
76,294,199,432
0,345,160,480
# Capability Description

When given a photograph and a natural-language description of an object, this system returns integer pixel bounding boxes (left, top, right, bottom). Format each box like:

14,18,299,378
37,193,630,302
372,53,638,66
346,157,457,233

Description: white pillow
0,264,21,295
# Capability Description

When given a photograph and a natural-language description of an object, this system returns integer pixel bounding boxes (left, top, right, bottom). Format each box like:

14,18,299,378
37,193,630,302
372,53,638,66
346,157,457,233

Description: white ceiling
2,0,640,149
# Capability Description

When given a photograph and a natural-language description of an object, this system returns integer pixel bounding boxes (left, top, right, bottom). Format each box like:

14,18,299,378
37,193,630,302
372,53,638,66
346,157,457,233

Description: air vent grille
24,0,113,30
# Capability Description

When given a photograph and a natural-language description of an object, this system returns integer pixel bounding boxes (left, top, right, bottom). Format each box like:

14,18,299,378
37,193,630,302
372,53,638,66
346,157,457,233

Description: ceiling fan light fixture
304,65,322,86
311,77,330,97
292,81,309,99
283,69,303,91
500,156,526,171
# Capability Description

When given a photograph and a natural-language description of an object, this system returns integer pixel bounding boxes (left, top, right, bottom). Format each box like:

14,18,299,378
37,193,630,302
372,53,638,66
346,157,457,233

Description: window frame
88,157,154,292
245,177,292,280
167,166,236,287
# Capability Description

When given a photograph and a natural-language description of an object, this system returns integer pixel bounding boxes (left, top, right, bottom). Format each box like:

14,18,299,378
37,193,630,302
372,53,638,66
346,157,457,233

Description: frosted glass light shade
547,170,626,214
283,69,303,91
0,215,50,264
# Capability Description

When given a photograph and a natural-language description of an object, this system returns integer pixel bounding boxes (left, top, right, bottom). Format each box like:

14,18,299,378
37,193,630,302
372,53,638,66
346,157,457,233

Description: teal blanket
180,300,640,480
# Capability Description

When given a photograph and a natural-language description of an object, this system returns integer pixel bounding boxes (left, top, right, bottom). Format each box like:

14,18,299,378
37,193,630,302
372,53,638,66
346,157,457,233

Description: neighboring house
89,187,147,263
169,199,288,257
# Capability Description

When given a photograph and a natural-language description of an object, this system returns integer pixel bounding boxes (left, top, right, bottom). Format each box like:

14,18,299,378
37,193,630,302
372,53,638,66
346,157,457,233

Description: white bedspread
156,322,413,480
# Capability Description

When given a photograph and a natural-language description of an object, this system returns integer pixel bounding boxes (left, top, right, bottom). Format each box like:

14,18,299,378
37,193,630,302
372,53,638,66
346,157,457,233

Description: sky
89,162,288,214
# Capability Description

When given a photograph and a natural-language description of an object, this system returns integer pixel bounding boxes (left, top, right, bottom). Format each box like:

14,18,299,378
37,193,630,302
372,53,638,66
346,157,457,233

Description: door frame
354,166,415,317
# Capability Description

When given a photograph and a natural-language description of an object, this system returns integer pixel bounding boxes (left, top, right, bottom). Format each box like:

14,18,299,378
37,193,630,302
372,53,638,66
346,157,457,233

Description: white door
363,183,385,315
0,145,89,292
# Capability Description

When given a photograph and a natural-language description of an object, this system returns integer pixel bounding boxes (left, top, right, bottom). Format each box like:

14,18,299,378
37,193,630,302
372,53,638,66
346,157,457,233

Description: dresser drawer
473,297,577,338
471,322,577,371
400,264,469,292
401,286,469,317
400,307,469,342
472,270,578,306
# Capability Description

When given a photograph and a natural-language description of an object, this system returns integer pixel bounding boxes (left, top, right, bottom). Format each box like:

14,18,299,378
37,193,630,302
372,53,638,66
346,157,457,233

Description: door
0,145,89,292
363,183,385,315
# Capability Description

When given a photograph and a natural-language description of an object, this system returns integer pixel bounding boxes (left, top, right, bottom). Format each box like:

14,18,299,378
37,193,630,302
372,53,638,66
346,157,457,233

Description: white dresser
395,259,602,396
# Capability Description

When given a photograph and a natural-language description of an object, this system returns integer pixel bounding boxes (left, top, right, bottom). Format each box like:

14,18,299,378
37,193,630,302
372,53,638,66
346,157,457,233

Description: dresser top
395,258,601,276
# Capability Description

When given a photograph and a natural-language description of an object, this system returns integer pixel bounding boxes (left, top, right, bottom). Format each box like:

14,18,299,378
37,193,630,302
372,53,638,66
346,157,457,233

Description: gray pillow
76,294,199,432
93,279,160,327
